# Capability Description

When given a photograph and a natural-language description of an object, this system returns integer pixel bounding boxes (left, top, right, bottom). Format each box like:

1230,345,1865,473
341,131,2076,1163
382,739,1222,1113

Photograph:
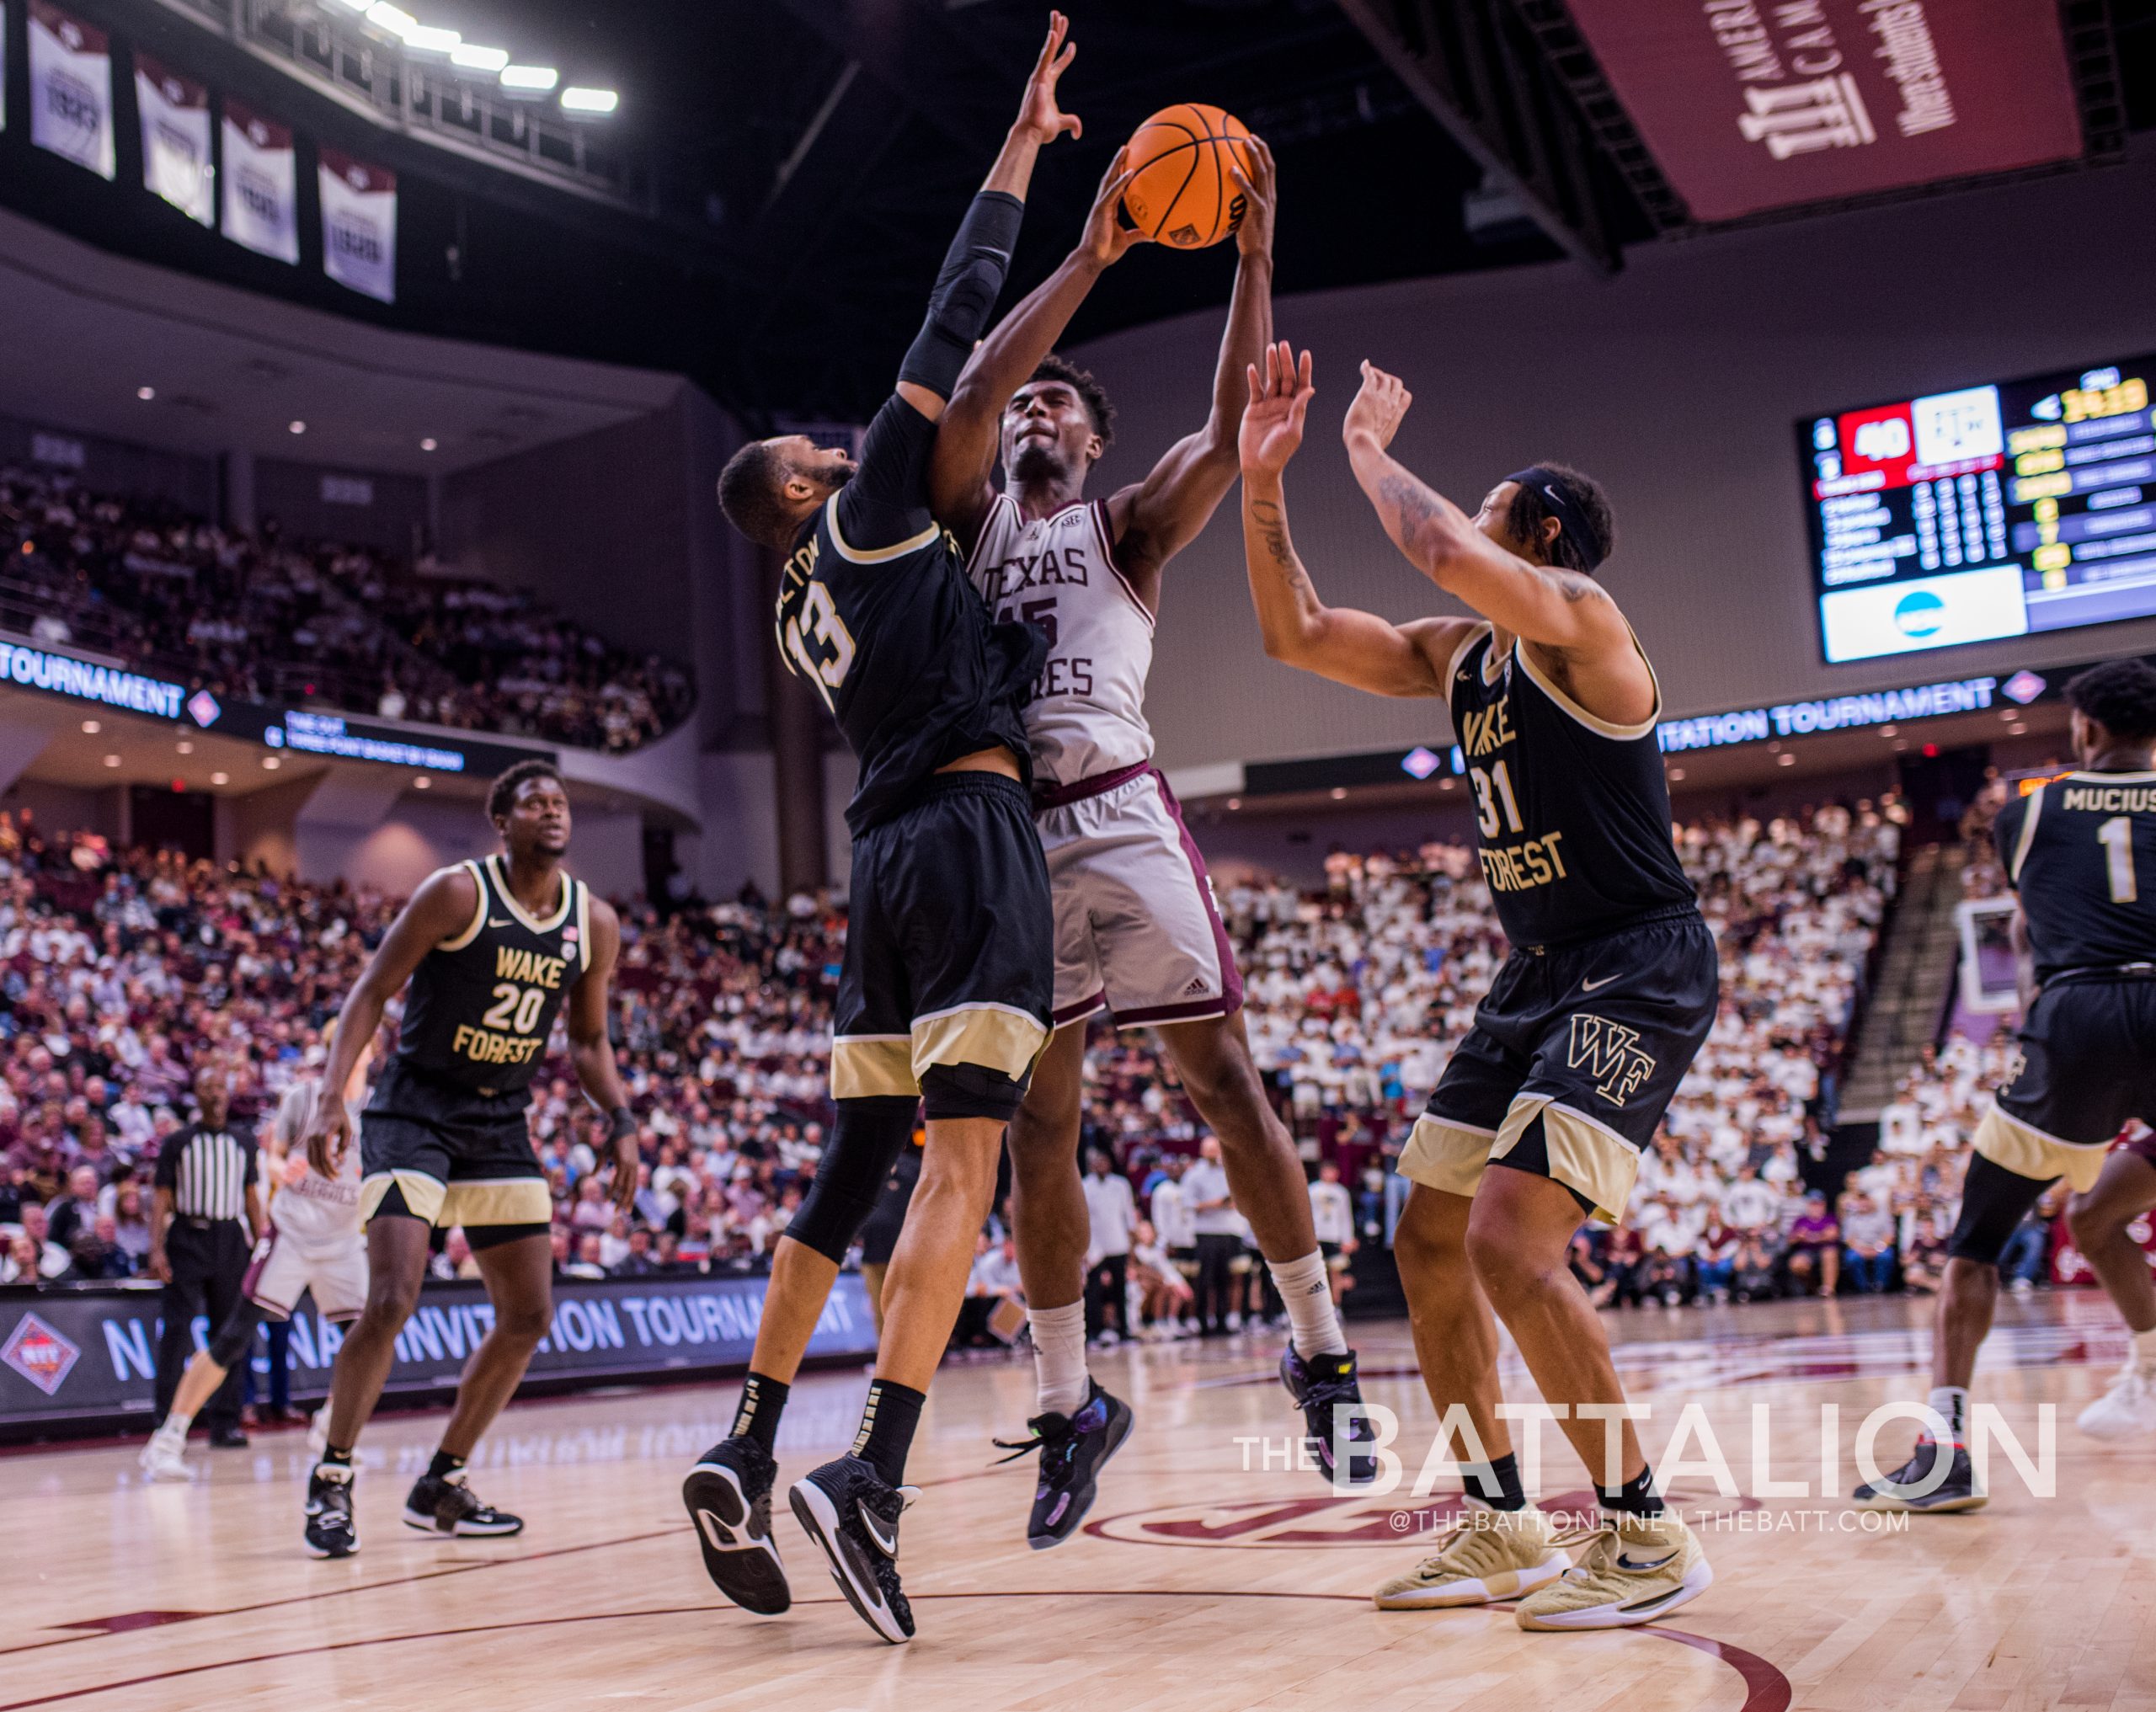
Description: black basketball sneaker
681,1435,789,1614
303,1462,359,1558
993,1379,1134,1549
1851,1441,1987,1513
403,1467,526,1536
1280,1346,1380,1485
789,1454,917,1645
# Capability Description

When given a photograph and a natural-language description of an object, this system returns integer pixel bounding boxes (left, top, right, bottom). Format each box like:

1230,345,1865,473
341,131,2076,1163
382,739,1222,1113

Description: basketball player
1238,346,1716,1629
687,17,1075,1644
298,759,638,1558
1854,659,2156,1505
925,128,1374,1544
138,1023,376,1482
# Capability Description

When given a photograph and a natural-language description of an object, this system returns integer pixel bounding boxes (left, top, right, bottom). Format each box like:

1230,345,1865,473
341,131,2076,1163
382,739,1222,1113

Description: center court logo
1566,1015,1657,1106
1894,589,1946,638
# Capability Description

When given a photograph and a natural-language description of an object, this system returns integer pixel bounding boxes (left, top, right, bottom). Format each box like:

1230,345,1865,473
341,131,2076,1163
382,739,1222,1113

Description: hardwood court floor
5,1291,2154,1711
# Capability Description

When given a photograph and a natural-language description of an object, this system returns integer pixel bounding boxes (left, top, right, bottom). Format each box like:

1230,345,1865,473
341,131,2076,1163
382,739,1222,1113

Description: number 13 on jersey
783,582,857,711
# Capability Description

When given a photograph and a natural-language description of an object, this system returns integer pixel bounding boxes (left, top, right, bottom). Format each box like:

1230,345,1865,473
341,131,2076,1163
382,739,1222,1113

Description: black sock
1599,1464,1665,1517
321,1443,354,1468
427,1449,467,1483
1465,1451,1528,1512
851,1379,925,1487
731,1373,789,1453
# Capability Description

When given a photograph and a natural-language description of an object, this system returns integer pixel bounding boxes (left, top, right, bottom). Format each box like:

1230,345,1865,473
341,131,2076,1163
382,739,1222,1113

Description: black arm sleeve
834,392,939,554
897,189,1024,402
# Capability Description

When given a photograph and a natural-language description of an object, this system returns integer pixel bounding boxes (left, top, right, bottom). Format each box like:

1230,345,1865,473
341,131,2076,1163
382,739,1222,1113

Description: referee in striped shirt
150,1067,264,1447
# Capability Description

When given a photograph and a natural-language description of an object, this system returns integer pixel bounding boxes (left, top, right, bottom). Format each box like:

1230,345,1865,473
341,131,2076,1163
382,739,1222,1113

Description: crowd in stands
0,466,691,753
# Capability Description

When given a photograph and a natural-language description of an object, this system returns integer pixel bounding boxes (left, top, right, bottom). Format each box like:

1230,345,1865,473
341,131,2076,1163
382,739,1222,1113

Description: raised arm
1237,344,1461,699
1340,362,1631,658
1102,140,1278,587
931,147,1150,543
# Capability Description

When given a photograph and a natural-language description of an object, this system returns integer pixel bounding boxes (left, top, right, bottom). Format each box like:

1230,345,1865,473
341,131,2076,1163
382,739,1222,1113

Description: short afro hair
1029,354,1114,451
2066,658,2156,745
488,757,565,823
1506,462,1613,576
718,438,804,550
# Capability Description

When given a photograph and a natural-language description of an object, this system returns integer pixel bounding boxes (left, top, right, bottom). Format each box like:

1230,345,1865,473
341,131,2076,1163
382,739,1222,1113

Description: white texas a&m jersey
969,495,1155,787
267,1077,364,1248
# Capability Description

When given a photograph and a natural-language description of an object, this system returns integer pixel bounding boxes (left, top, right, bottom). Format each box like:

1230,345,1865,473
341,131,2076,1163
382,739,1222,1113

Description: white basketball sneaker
138,1422,194,1482
2079,1362,2156,1441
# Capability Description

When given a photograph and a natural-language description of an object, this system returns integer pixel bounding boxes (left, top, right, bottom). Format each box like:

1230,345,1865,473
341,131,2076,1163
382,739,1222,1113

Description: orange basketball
1119,104,1256,250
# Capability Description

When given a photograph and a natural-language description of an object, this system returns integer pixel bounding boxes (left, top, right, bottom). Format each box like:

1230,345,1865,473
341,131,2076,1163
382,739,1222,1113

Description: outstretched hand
1342,360,1412,454
1225,135,1277,261
1079,147,1151,268
1014,13,1081,147
1239,341,1315,478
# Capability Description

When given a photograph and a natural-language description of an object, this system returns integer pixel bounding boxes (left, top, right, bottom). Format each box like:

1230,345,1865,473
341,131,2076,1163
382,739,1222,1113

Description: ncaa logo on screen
1,1312,82,1396
1893,590,1946,639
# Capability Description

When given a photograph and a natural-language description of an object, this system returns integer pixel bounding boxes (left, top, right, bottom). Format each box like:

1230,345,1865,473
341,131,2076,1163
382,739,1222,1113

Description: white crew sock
2132,1327,2156,1372
1268,1251,1348,1359
1028,1301,1091,1416
161,1409,195,1439
1927,1384,1967,1446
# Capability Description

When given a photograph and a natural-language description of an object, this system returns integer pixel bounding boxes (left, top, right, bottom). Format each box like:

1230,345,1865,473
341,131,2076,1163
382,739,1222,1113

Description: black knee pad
921,1060,1027,1123
789,1096,918,1262
1946,1150,2056,1265
207,1299,270,1369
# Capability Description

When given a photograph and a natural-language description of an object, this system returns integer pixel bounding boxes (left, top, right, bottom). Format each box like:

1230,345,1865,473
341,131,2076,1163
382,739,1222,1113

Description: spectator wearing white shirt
1719,1165,1780,1235
1081,1153,1138,1344
1307,1160,1358,1305
1182,1138,1239,1336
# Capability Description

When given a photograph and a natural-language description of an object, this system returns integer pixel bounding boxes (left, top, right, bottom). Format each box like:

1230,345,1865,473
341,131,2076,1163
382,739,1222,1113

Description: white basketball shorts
243,1226,369,1321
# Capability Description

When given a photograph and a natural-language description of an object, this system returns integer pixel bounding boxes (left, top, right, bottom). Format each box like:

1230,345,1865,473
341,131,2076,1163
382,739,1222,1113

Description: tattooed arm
1238,344,1463,697
1341,361,1632,658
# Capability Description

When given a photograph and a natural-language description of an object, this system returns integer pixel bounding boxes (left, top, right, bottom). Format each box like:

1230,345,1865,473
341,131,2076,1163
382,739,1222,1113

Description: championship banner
1561,0,2084,221
136,54,213,227
27,0,115,180
318,147,397,304
221,97,298,264
0,1272,879,1436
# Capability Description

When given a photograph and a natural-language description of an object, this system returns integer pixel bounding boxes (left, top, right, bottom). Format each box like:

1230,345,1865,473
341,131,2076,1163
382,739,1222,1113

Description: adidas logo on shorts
1182,977,1209,996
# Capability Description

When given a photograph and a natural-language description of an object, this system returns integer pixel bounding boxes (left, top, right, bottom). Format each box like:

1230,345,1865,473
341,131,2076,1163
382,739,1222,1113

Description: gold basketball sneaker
1373,1497,1569,1609
1514,1509,1712,1630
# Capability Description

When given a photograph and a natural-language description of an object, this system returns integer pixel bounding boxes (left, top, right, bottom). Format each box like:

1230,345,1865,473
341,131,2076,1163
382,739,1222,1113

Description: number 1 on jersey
2099,815,2139,903
1470,760,1524,840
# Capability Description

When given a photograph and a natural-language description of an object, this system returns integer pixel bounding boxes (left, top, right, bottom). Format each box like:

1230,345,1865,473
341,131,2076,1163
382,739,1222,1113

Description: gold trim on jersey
826,494,940,565
910,1001,1048,1083
1397,1113,1499,1201
360,1169,447,1227
831,1035,916,1100
1511,626,1662,741
574,883,593,972
487,853,574,935
437,861,488,952
1446,621,1494,688
1972,1101,2109,1193
2009,783,2045,884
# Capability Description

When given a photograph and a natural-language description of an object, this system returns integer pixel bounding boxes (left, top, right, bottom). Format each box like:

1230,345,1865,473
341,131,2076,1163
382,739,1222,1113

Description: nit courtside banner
1561,0,2083,221
27,0,115,180
318,147,397,304
136,55,214,227
221,97,299,264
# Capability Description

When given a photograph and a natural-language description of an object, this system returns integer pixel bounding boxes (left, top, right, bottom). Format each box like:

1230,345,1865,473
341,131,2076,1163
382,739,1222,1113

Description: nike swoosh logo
1582,973,1620,992
859,1501,898,1558
1616,1551,1678,1571
488,918,512,927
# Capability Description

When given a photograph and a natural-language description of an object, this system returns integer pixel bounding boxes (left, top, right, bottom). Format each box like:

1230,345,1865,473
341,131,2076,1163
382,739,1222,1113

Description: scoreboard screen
1802,355,2156,663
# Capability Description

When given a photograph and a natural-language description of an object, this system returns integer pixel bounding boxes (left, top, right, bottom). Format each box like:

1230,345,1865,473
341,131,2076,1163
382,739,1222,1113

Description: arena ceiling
4,0,2152,425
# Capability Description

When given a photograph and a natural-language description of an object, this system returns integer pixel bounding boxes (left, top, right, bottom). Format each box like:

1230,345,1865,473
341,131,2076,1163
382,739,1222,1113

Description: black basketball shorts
832,771,1054,1123
358,1061,551,1230
1951,973,2156,1262
1400,909,1719,1221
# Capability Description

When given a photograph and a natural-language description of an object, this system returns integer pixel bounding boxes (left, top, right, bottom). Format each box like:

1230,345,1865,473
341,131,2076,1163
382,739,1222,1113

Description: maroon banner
1561,0,2084,221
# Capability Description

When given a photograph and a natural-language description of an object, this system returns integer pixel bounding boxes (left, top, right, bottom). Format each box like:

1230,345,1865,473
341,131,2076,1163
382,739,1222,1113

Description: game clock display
1802,355,2156,663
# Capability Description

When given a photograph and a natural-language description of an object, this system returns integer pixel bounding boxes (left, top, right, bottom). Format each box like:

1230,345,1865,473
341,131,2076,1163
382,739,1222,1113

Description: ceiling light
365,3,418,37
500,65,559,93
404,24,459,52
1879,724,1897,737
420,437,438,451
81,719,99,734
1329,787,1348,800
1777,753,1796,766
176,740,195,755
1669,768,1686,781
451,44,509,72
263,755,281,770
1225,797,1241,811
210,771,229,785
414,775,431,789
136,386,155,402
102,754,121,768
561,87,618,115
289,420,307,435
326,0,368,10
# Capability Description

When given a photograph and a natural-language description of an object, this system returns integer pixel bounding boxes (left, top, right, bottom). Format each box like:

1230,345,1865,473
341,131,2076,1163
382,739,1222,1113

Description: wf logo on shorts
1566,1015,1657,1107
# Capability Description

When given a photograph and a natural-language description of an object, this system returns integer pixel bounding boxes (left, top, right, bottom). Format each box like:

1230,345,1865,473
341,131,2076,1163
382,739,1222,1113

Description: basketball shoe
789,1454,918,1645
1278,1346,1379,1484
138,1421,194,1483
1514,1509,1712,1630
403,1467,524,1536
2079,1362,2156,1441
993,1379,1134,1549
682,1434,790,1613
303,1462,359,1558
1372,1497,1568,1609
1850,1440,1986,1512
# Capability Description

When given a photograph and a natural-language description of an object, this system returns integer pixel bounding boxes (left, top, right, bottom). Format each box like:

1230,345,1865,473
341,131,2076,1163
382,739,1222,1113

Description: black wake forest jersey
391,853,590,1101
1447,623,1695,947
775,394,1045,837
1995,771,2156,983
